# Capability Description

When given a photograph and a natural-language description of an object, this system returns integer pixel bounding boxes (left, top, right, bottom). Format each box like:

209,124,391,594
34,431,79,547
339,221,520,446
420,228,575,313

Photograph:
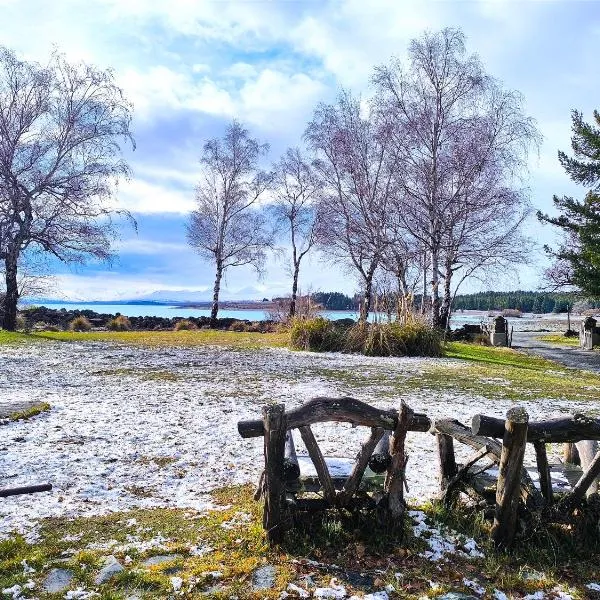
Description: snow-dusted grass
2,336,600,598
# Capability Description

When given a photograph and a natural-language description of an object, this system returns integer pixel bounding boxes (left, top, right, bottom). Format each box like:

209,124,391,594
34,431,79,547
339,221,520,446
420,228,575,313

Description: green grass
540,334,581,347
1,486,597,599
7,402,51,421
0,328,289,349
307,342,600,403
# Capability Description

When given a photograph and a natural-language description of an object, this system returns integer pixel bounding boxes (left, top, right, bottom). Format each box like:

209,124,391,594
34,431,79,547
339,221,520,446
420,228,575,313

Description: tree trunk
421,251,428,315
360,274,373,323
430,249,442,328
3,251,19,331
288,262,300,320
439,258,453,331
210,262,223,328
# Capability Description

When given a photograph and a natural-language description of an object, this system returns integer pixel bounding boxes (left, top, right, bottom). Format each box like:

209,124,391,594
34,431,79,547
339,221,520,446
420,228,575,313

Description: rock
43,568,74,593
94,556,124,585
141,554,183,567
436,594,479,600
252,565,277,590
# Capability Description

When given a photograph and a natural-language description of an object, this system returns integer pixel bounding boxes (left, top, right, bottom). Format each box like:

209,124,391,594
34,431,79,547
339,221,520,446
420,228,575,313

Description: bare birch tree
186,120,272,327
270,147,320,319
305,90,396,322
0,47,134,330
374,28,539,327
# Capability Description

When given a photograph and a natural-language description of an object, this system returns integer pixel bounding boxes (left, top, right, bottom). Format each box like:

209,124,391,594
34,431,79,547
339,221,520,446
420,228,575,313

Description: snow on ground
0,340,595,539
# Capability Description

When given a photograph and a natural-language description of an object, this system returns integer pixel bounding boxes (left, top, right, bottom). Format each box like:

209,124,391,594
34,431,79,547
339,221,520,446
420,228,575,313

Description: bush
107,314,131,331
501,308,522,318
229,320,249,332
174,319,197,331
69,315,92,332
345,321,442,357
289,317,441,357
289,317,343,352
473,333,491,346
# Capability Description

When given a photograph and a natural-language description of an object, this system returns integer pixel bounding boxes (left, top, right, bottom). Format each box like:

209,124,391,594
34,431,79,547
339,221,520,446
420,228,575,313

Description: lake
19,301,486,327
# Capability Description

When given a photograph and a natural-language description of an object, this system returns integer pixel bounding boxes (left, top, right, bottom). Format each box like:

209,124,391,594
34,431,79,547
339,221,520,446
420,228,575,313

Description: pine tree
538,110,600,295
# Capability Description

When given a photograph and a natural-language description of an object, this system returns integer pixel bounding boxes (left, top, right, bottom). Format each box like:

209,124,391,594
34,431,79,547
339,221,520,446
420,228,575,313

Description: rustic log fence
240,398,600,548
238,396,430,543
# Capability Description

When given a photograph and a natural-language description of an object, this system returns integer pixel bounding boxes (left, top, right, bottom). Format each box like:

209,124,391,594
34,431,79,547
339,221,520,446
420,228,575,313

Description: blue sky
3,0,600,300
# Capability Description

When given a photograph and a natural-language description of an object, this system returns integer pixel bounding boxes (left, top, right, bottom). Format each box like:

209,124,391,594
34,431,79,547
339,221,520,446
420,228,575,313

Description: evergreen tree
538,110,600,296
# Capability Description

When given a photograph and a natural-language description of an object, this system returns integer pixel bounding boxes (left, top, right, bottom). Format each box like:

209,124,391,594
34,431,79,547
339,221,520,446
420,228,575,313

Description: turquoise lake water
20,301,485,327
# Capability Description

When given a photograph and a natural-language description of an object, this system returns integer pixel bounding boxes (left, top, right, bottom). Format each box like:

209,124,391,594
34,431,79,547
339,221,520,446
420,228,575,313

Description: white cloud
116,178,195,214
115,239,189,255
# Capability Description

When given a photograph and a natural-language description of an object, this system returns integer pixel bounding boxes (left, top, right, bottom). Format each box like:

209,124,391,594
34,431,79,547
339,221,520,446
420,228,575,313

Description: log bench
237,396,431,543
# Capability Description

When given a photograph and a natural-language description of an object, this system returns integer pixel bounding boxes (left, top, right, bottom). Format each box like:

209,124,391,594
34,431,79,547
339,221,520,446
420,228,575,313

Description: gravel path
512,331,600,373
1,339,596,540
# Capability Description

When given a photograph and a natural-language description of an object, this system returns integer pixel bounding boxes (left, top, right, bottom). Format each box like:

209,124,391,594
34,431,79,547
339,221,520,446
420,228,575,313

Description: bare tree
374,28,539,328
305,90,396,322
187,120,272,327
0,47,134,330
270,147,320,319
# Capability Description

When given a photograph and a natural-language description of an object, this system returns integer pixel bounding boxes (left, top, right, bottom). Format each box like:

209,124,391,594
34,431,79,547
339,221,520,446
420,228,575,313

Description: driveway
512,331,600,374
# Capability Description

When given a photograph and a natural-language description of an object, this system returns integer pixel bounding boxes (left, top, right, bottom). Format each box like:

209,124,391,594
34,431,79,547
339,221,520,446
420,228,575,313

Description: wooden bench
237,396,430,543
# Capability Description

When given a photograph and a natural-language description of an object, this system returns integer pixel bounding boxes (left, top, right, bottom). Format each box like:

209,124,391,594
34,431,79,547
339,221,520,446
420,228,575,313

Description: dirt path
512,331,600,373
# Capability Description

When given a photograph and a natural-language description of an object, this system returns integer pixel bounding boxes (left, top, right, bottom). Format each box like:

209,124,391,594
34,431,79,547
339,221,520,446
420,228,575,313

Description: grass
307,341,600,403
1,485,598,599
0,329,289,349
540,334,581,347
6,402,51,422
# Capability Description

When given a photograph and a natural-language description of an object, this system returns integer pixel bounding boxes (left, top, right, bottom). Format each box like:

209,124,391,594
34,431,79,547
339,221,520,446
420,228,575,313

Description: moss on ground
1,485,598,599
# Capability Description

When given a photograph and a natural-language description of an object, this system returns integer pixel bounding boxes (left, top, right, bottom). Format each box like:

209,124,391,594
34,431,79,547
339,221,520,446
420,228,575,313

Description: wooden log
283,431,300,481
368,431,391,474
339,427,385,505
385,402,412,524
238,396,431,438
491,407,529,549
262,404,287,543
533,441,553,506
472,413,600,443
575,440,600,496
561,448,600,507
563,442,580,465
436,433,458,489
436,417,544,510
441,445,491,506
0,483,52,497
299,425,337,505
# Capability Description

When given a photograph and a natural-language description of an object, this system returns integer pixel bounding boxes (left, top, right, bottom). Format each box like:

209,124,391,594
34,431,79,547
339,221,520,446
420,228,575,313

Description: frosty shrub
174,319,198,331
69,315,92,332
107,314,131,331
289,316,344,352
345,321,442,357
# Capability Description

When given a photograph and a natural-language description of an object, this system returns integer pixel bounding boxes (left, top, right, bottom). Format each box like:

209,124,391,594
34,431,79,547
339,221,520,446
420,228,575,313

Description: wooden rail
238,396,431,438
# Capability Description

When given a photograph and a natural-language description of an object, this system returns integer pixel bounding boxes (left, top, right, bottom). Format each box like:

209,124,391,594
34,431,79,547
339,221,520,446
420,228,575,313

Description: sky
2,0,600,301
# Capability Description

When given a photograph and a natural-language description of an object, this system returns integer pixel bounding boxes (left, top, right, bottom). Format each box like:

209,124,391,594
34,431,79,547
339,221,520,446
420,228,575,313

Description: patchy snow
0,340,596,539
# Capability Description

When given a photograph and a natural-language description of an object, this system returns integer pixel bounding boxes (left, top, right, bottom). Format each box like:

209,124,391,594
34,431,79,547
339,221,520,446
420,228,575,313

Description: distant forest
311,290,588,313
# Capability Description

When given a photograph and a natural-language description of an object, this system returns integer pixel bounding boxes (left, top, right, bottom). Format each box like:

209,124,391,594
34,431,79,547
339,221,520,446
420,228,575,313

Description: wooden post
436,433,457,490
368,431,392,474
263,404,287,543
283,431,300,481
562,448,600,507
563,442,580,465
575,440,600,496
533,441,553,506
385,402,412,526
299,425,337,505
491,407,529,549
